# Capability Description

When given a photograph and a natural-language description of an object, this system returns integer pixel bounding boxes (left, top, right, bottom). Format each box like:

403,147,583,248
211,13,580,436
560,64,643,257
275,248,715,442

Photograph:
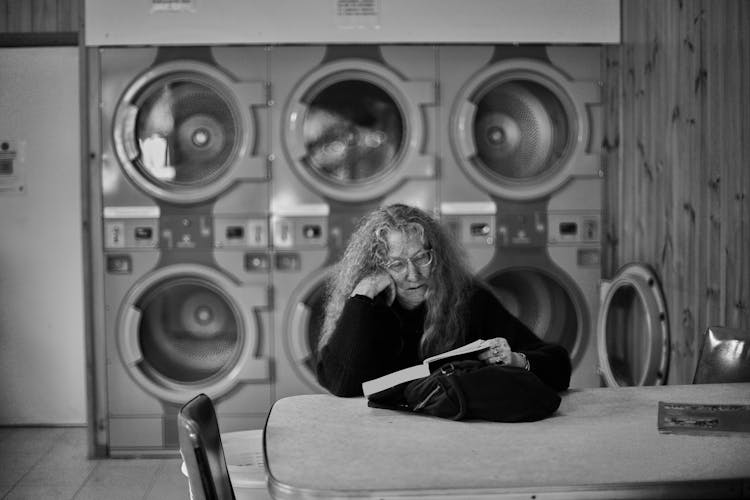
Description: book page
362,363,430,398
362,339,490,399
423,339,489,365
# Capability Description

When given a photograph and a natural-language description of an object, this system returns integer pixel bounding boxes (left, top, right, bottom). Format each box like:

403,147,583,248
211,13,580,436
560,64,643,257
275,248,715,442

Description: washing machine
95,46,273,455
268,45,438,398
438,45,604,388
100,45,269,213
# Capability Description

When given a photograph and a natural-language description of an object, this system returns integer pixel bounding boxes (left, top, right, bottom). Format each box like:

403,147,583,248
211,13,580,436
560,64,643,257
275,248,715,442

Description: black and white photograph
0,0,748,498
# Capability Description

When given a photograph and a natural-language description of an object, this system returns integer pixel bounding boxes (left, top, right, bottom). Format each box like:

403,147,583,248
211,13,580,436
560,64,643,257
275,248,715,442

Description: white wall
0,47,86,425
85,0,620,46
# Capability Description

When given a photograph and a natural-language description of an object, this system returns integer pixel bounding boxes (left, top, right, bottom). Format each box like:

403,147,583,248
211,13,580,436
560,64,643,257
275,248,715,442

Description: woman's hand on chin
351,273,396,305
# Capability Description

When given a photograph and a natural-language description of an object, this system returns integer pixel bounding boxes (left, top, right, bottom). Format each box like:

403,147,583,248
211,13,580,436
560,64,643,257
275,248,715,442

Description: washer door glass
137,277,241,385
286,281,327,391
302,80,404,185
474,79,571,182
129,75,239,188
301,284,326,374
487,269,580,363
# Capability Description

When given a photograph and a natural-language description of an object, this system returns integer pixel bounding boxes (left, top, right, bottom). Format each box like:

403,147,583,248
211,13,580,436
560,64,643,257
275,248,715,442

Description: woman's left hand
478,337,522,367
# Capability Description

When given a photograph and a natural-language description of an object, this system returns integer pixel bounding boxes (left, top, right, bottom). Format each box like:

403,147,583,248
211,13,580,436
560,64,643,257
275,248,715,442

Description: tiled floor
0,426,188,500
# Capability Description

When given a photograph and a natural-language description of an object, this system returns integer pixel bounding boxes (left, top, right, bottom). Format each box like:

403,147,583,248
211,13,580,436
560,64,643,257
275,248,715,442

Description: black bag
401,360,561,422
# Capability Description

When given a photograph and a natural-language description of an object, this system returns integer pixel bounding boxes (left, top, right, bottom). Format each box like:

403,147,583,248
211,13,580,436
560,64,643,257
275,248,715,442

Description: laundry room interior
0,1,748,499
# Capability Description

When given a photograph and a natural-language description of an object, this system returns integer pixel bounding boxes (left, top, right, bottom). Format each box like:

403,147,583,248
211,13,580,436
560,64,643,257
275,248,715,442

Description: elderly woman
315,204,571,397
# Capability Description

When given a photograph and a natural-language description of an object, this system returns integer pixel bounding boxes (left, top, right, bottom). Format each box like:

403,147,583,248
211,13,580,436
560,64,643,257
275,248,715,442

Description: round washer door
283,60,435,202
451,59,597,200
113,60,266,204
597,263,670,387
117,264,267,403
284,269,331,392
486,266,588,369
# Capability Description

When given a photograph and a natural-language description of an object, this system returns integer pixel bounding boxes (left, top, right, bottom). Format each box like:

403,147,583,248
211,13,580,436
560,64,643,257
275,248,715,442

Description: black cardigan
316,282,572,396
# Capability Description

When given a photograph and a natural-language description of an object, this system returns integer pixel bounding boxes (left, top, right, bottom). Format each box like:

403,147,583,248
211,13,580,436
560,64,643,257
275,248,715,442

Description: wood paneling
0,0,80,33
604,0,750,384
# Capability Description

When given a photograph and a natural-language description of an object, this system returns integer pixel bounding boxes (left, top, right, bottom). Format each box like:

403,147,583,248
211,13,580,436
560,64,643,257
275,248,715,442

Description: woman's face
384,231,432,309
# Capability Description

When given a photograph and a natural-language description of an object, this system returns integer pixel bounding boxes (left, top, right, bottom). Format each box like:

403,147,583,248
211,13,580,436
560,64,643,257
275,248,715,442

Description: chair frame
178,393,236,500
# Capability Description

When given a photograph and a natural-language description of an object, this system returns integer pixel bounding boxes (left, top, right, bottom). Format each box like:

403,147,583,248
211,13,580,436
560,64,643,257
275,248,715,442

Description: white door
0,47,85,424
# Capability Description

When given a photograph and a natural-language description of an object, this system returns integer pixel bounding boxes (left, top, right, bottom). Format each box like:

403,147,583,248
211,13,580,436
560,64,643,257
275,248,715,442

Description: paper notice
150,0,196,13
335,0,380,29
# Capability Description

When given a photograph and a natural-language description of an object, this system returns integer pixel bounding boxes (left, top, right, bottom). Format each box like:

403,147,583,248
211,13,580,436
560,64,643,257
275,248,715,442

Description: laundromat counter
264,383,750,499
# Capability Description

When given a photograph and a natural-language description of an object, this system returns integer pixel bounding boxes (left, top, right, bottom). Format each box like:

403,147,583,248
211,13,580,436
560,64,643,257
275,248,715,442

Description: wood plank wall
0,0,80,33
603,0,750,384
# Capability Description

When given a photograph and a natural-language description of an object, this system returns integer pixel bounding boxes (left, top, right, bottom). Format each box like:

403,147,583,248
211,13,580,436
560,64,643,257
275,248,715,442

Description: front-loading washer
93,45,273,455
464,180,603,388
101,213,272,456
438,45,602,208
100,46,269,215
268,45,438,398
438,45,604,387
269,45,437,208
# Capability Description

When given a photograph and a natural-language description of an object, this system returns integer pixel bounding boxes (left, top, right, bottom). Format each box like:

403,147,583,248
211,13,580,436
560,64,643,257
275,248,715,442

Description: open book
362,339,491,399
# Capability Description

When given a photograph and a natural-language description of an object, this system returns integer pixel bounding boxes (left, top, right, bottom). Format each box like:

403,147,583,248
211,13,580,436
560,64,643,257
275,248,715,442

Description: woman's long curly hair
318,204,474,359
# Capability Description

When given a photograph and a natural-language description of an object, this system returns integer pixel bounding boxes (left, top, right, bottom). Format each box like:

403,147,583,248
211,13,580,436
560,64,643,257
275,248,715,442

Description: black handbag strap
436,363,470,420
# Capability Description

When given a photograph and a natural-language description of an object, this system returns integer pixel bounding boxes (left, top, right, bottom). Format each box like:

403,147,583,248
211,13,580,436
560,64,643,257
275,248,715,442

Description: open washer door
597,263,670,387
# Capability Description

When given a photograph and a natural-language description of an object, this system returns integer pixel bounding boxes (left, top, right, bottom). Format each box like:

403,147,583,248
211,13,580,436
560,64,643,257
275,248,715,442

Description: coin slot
107,255,132,274
226,226,245,239
134,226,153,240
559,222,578,235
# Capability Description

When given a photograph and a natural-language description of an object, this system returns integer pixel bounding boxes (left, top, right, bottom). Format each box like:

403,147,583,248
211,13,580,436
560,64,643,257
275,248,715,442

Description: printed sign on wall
0,140,25,195
335,0,381,29
150,0,196,13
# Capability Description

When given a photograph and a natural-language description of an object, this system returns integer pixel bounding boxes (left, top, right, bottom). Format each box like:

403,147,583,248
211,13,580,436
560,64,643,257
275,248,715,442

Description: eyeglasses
384,249,433,275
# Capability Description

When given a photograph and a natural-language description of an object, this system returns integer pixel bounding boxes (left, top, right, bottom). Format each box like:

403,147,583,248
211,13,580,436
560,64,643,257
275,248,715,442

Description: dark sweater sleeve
468,285,572,391
315,295,402,397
